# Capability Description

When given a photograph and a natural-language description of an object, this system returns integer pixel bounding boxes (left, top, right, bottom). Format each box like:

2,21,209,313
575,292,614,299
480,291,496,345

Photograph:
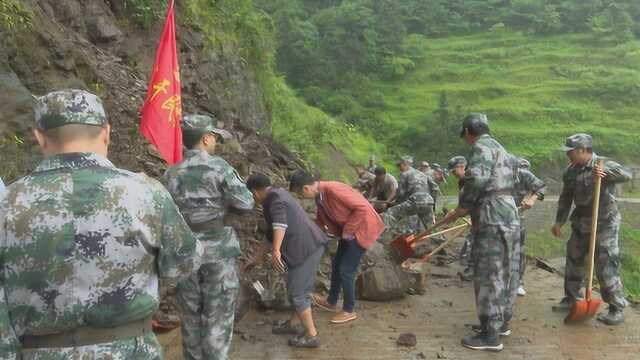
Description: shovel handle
408,217,470,244
403,224,470,268
586,159,604,300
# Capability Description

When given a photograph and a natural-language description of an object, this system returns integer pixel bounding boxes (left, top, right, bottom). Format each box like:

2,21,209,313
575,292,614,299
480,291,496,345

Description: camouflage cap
447,156,467,171
459,113,489,137
396,155,414,165
561,133,592,151
369,155,376,161
519,158,531,169
33,89,107,130
182,114,232,143
420,161,430,168
432,163,442,171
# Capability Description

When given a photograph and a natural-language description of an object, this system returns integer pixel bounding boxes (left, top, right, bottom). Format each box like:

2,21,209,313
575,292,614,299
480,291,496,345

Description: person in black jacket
244,173,328,348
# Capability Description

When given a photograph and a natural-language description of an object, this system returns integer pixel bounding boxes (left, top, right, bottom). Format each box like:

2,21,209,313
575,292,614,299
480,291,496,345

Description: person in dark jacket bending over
245,173,328,348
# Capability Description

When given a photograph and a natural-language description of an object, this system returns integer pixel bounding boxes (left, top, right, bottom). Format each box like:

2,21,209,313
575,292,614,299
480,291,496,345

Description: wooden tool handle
422,223,470,259
586,159,604,300
411,222,469,244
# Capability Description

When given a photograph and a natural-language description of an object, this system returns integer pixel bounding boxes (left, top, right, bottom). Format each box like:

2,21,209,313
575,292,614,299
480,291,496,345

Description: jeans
327,238,366,313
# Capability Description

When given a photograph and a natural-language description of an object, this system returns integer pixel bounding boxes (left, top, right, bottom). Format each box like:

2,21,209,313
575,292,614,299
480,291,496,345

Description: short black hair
246,173,271,191
466,123,490,136
374,166,386,176
182,129,206,149
289,170,315,192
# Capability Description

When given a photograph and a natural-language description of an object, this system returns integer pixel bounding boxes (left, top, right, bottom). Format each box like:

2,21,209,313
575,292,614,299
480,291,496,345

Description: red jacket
315,181,385,249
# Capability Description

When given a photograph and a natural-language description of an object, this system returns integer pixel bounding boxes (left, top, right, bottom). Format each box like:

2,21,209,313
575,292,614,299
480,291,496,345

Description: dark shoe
461,332,503,352
551,297,573,312
458,267,473,282
272,320,305,335
288,334,320,348
597,305,624,326
471,323,511,336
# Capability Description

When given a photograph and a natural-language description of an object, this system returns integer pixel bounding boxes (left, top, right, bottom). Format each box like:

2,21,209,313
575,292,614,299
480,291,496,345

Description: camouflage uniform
556,150,630,310
460,134,520,335
0,90,202,360
447,156,474,276
163,114,254,360
354,170,375,194
513,160,546,286
385,156,439,233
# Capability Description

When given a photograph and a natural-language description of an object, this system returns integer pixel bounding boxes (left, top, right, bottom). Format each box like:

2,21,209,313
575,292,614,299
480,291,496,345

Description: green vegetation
180,0,382,178
375,32,640,164
270,77,385,181
0,0,32,35
258,0,640,168
123,0,167,28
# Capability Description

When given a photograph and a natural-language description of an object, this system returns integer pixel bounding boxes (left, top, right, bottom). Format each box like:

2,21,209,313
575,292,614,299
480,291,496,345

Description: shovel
390,214,463,259
565,159,604,323
401,219,471,272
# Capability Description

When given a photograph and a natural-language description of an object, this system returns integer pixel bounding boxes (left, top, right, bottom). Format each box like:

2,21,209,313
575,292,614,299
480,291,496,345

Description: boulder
356,242,411,301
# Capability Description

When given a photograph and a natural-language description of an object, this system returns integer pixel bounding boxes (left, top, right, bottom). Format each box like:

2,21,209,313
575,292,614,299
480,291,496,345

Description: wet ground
158,252,640,360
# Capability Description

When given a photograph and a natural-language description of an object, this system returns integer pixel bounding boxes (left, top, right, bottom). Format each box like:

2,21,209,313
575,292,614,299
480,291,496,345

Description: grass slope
376,31,640,164
270,77,387,182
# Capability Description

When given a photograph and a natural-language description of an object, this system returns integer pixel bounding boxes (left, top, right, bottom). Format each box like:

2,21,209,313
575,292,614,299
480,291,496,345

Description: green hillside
375,31,640,164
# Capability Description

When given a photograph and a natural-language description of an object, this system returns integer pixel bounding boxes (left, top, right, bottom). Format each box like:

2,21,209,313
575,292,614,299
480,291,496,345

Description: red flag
140,0,183,164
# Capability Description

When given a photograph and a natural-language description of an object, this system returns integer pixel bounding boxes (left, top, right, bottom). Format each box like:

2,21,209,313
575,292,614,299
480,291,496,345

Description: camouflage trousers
384,201,434,234
177,259,239,360
18,332,162,360
564,221,628,309
472,224,520,334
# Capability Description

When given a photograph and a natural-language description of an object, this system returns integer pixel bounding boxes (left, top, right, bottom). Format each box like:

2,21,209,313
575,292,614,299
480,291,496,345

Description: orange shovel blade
391,234,416,259
564,298,603,323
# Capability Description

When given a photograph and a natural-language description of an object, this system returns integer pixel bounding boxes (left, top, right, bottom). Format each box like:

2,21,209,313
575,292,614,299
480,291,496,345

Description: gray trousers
287,246,325,312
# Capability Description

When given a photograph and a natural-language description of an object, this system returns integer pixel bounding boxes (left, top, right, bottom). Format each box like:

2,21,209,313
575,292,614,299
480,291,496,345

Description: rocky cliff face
0,0,295,181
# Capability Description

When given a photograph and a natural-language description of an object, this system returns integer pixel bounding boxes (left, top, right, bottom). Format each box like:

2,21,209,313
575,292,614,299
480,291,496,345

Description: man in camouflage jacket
162,114,254,360
384,156,439,234
0,89,202,360
551,133,630,325
440,113,520,352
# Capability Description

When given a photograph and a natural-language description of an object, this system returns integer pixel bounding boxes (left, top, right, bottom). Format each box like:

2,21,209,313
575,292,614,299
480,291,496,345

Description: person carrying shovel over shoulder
438,113,520,352
551,133,631,325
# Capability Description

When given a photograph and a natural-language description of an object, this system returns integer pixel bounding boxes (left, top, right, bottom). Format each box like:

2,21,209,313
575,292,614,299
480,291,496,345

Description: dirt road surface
158,251,640,360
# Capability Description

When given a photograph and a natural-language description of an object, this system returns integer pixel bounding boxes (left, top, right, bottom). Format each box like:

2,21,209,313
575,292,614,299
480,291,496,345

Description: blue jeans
327,238,366,313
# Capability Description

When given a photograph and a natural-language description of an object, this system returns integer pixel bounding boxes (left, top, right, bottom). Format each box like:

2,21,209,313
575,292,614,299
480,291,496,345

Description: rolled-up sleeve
269,197,289,230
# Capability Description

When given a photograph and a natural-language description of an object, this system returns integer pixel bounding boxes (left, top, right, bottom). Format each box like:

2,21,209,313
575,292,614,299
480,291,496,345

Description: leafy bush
123,0,167,28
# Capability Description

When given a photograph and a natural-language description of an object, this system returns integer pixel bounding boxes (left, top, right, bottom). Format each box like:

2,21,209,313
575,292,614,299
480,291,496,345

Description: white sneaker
517,285,526,296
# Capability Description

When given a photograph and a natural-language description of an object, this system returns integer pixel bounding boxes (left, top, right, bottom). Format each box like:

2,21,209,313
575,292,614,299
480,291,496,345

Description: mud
158,234,640,360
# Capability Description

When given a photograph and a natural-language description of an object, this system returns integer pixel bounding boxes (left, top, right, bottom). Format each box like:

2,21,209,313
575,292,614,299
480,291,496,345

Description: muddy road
158,241,640,359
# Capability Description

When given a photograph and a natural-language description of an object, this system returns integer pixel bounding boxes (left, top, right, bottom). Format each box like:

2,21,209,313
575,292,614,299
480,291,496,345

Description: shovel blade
391,234,416,259
564,298,603,324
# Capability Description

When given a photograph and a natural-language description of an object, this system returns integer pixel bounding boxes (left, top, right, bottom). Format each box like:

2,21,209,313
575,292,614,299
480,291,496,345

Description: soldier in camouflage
551,133,630,325
439,113,520,352
447,156,474,281
162,114,255,360
0,89,202,360
367,155,377,174
383,156,439,234
512,158,546,296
